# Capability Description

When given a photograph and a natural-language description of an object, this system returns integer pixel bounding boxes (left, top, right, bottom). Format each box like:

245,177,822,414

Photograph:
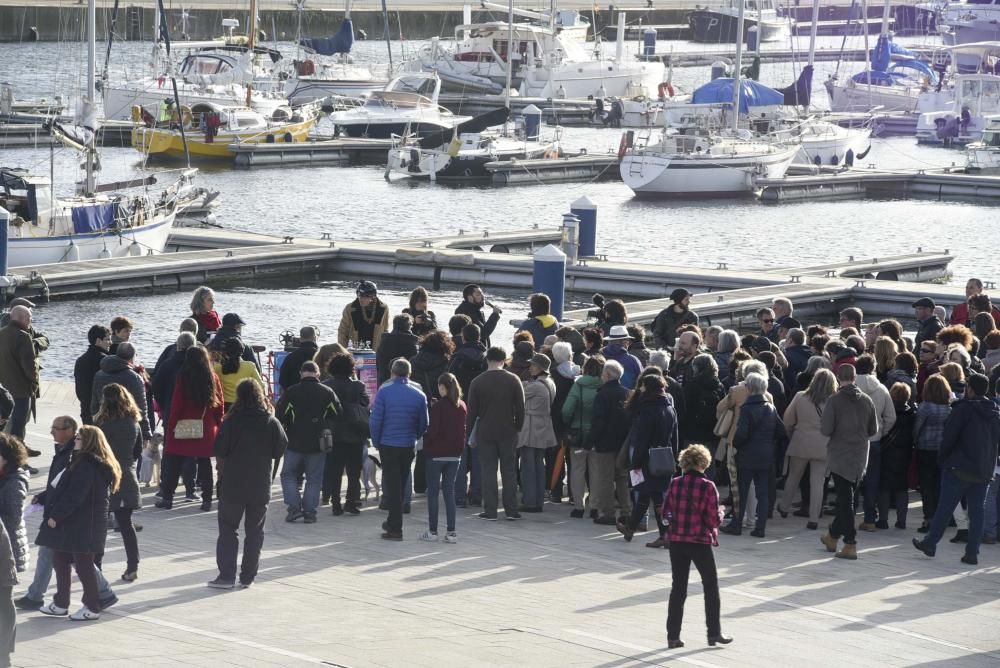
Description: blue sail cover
299,18,355,56
71,203,115,234
691,78,785,113
871,34,918,72
851,59,938,86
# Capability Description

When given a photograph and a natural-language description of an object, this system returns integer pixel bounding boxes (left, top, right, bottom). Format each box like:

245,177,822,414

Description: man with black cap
209,313,260,371
278,326,320,394
338,281,389,350
455,284,501,348
913,298,944,350
652,289,698,350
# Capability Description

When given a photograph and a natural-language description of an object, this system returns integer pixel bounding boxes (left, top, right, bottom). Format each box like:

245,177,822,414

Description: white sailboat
619,1,797,197
1,0,186,268
915,42,1000,144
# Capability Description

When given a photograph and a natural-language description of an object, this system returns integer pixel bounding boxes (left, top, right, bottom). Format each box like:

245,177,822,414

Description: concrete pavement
10,381,1000,667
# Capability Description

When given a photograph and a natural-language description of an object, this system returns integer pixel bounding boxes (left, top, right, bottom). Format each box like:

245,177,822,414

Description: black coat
939,397,1000,483
324,375,370,446
455,301,500,348
630,393,679,492
651,306,698,349
151,349,185,424
35,451,115,555
402,308,438,338
733,394,787,471
278,341,319,392
448,342,488,397
275,377,342,454
410,350,450,399
589,379,632,453
880,404,915,492
783,345,811,395
73,345,107,423
915,316,944,350
209,326,261,371
682,371,725,444
214,408,287,506
375,330,419,385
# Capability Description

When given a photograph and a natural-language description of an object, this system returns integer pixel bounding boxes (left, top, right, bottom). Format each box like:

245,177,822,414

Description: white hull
103,82,288,121
520,61,664,99
966,146,1000,170
795,124,872,166
285,78,388,104
8,212,175,268
621,142,798,196
825,79,926,113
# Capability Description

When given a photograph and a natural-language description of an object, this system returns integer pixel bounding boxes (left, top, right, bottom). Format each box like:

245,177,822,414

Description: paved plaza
10,383,1000,667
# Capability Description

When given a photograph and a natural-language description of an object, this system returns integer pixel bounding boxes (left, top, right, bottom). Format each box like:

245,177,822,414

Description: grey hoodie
91,354,152,440
821,384,878,482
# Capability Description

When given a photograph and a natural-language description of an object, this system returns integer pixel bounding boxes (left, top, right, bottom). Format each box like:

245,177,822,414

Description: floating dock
1,120,134,149
758,167,1000,203
613,17,892,41
230,136,391,168
487,153,621,186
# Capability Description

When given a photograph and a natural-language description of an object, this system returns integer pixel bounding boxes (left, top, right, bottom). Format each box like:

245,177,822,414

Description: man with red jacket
950,279,1000,326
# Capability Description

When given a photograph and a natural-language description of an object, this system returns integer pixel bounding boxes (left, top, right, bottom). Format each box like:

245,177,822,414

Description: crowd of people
0,275,997,658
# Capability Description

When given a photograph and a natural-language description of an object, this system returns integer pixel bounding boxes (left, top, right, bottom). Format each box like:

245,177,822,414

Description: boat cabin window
180,54,234,76
231,112,259,128
983,131,1000,147
494,40,531,61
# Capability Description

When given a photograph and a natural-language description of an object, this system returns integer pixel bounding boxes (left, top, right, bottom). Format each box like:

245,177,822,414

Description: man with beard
652,289,698,350
455,284,501,348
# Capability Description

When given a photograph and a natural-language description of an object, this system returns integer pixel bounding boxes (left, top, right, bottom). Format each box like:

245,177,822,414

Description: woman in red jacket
420,373,466,543
662,444,732,649
156,347,224,511
190,286,222,343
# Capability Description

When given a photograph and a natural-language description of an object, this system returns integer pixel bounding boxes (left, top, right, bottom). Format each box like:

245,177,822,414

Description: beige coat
517,377,558,449
783,391,829,461
716,382,773,445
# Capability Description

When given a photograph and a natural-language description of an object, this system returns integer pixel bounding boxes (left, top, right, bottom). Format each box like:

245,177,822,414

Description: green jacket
561,374,602,443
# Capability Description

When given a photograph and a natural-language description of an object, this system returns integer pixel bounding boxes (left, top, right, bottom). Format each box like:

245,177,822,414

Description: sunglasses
762,319,774,324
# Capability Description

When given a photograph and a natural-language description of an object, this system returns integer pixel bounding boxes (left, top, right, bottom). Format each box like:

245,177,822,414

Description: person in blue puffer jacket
369,358,429,541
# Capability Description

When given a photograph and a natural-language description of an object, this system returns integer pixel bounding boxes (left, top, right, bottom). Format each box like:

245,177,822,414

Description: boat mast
731,0,745,133
862,0,872,108
101,0,120,85
880,0,890,35
85,0,97,196
505,0,514,109
247,0,257,107
381,0,393,69
807,0,819,68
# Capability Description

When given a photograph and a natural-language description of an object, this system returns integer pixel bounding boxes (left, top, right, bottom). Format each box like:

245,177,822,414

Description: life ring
657,81,675,99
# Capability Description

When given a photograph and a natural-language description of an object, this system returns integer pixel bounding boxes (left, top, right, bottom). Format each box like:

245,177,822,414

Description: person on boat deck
337,281,390,350
517,294,559,352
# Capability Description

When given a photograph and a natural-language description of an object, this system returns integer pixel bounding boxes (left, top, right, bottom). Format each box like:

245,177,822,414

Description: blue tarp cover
299,18,354,56
851,59,938,86
691,78,785,113
71,203,115,234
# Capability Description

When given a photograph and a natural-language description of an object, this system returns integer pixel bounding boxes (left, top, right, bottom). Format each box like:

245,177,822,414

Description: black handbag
648,446,675,477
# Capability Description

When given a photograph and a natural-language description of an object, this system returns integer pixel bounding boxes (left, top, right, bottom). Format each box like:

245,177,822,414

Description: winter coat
628,343,651,368
0,520,16,587
508,357,534,381
410,350,450,399
768,376,788,416
783,392,829,461
0,322,37,399
630,393,679,492
91,355,151,440
193,310,222,343
602,343,642,390
589,379,631,453
716,382,773,446
454,301,500,348
551,361,579,435
938,397,1000,483
423,399,467,459
0,468,28,571
783,345,812,396
278,340,319,393
337,298,390,350
466,368,525,441
275,377,342,454
914,401,951,451
714,351,734,387
518,376,558,449
208,326,260,371
561,374,602,444
74,344,107,423
164,375,224,458
369,377,428,447
983,348,1000,375
856,373,896,440
880,404,915,492
914,315,944,350
652,306,698,350
324,375,370,446
99,416,141,511
214,360,264,406
821,384,878,482
35,451,115,555
448,342,487,397
681,371,725,444
517,314,559,351
733,394,787,471
214,408,288,506
151,348,185,423
375,330,419,385
402,308,438,338
885,368,917,396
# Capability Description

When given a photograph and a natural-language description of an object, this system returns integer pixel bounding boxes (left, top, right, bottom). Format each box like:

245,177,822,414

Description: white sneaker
419,530,438,542
443,532,458,544
69,605,100,621
38,601,68,616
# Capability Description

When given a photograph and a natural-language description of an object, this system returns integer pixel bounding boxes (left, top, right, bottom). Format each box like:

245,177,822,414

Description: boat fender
283,132,293,142
845,149,855,167
266,134,276,143
657,82,674,99
813,155,822,166
617,131,633,159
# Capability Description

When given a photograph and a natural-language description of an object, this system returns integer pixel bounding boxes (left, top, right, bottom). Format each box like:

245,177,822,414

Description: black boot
950,529,969,543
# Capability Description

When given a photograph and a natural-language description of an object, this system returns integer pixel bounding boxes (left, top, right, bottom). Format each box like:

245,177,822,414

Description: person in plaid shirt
662,444,732,649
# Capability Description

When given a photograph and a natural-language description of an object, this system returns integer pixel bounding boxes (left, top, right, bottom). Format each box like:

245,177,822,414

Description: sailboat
0,0,188,268
619,1,797,197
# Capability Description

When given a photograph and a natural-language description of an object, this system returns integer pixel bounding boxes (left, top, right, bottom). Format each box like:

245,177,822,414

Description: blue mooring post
643,28,657,56
522,104,542,141
0,206,9,278
571,196,597,257
532,244,566,321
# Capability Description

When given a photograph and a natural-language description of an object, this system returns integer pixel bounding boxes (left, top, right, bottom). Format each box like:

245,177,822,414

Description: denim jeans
280,450,326,514
737,467,770,532
862,441,882,524
426,458,459,533
8,397,29,442
984,474,999,541
455,446,481,504
519,447,546,509
924,468,989,558
26,545,113,603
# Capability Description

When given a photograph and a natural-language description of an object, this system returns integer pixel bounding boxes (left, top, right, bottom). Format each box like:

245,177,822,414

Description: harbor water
1,36,995,379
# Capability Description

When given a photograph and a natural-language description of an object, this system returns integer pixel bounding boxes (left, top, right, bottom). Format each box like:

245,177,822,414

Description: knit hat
670,288,691,303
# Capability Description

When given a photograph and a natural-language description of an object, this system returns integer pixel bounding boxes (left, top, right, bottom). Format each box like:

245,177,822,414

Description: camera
587,293,607,326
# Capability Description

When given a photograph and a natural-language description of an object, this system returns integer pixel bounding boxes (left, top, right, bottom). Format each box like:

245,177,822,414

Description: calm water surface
1,36,993,379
